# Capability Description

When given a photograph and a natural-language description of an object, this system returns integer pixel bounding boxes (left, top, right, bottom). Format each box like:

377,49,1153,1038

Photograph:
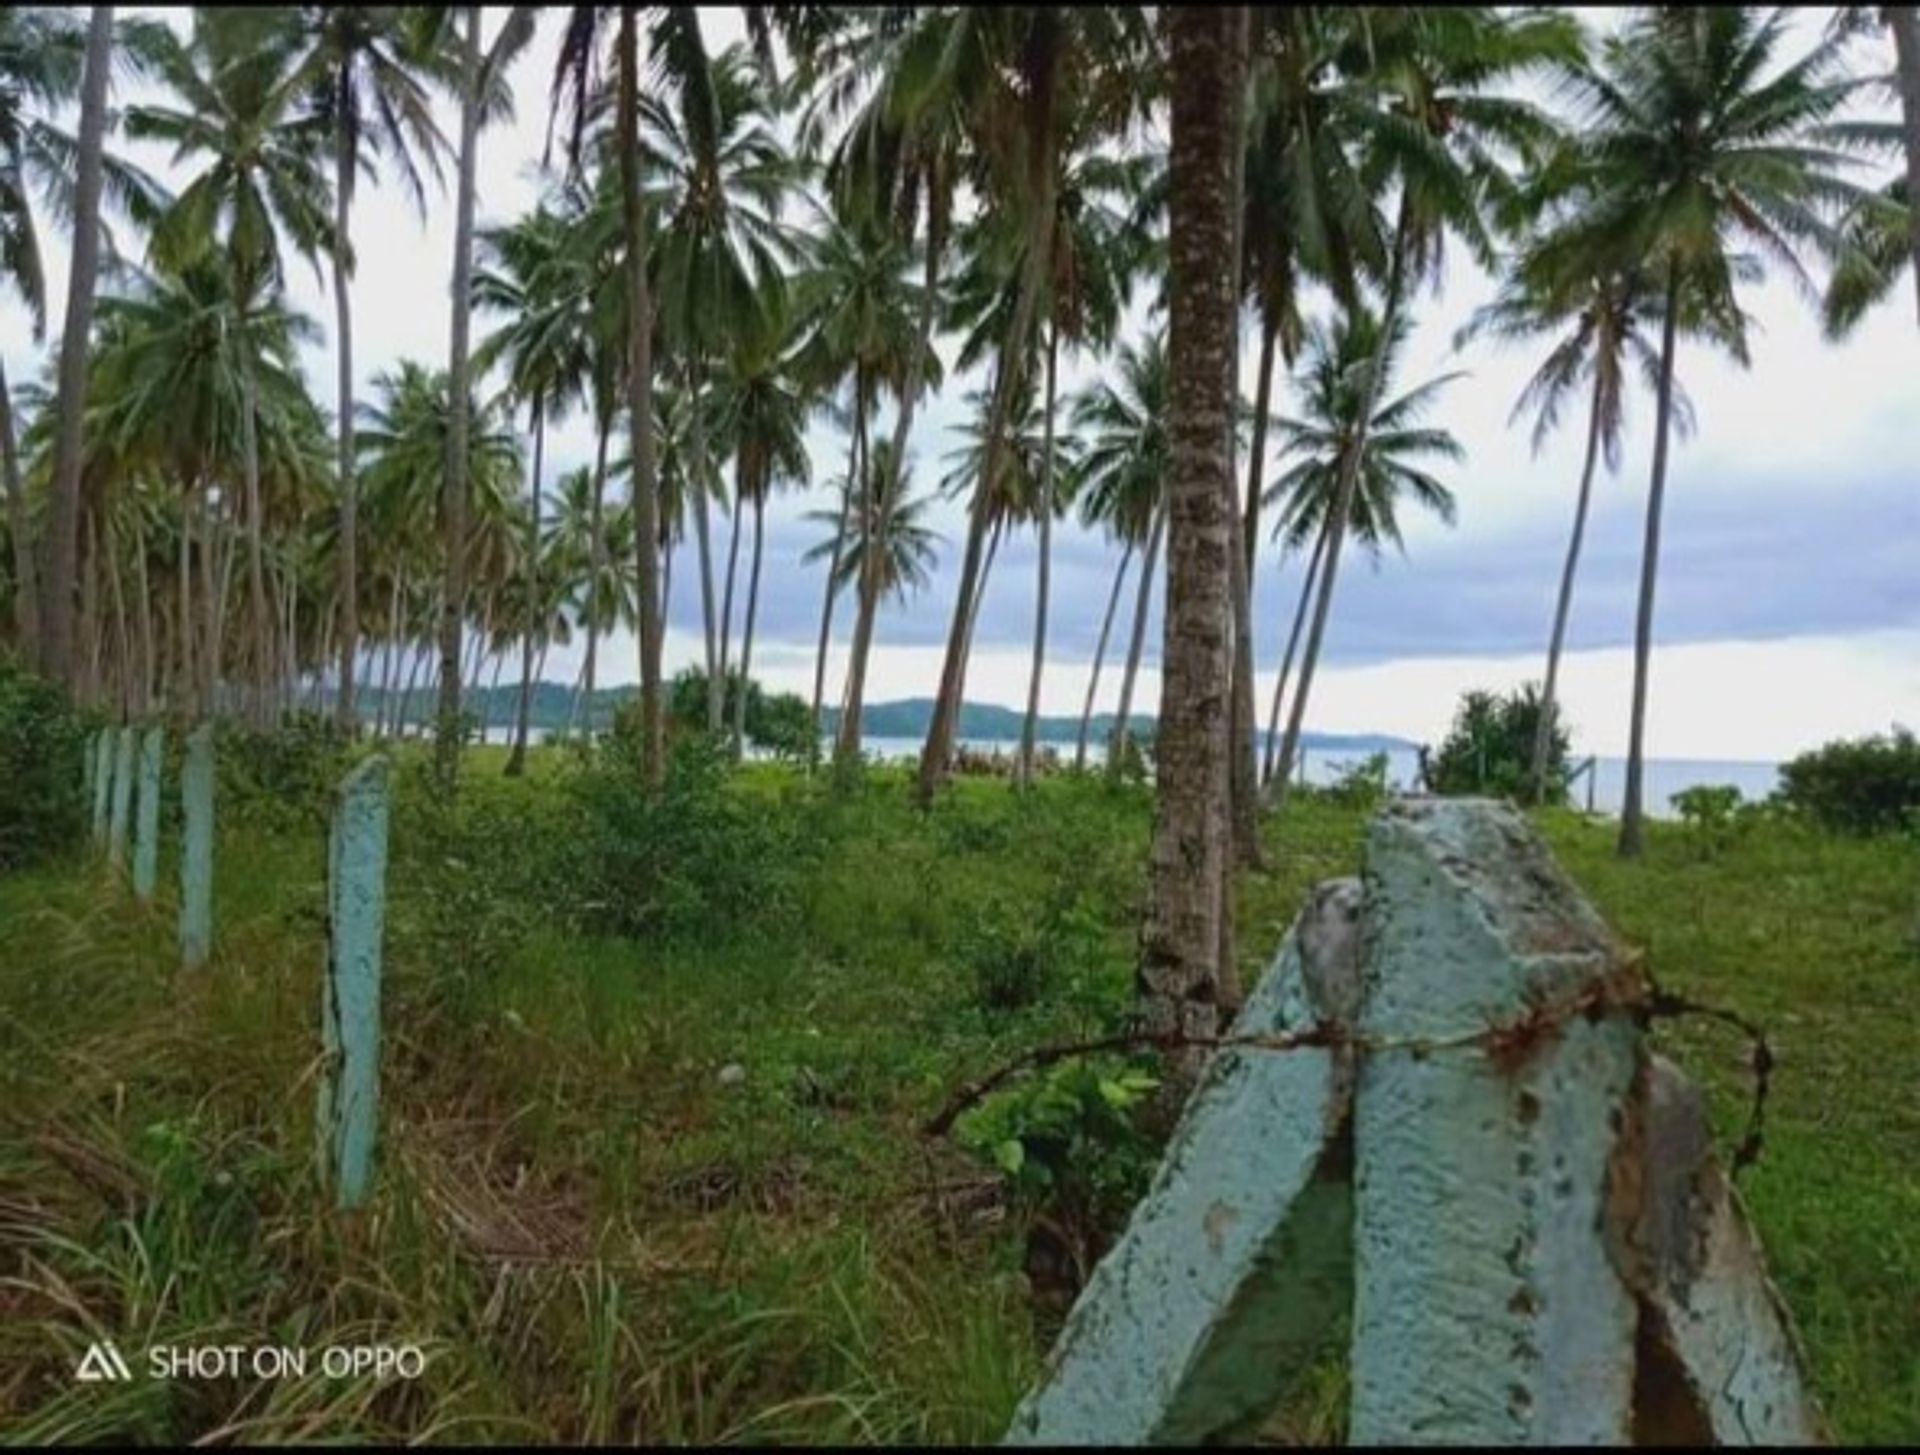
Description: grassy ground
0,748,1914,1444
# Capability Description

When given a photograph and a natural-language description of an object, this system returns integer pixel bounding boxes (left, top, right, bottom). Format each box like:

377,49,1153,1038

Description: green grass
1,754,1914,1444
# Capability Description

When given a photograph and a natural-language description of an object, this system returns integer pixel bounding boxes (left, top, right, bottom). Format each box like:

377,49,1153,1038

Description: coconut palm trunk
809,420,858,750
718,484,741,686
2,360,38,654
1261,521,1327,789
582,412,610,707
333,95,361,732
688,365,722,732
436,4,482,785
1108,499,1166,771
1074,543,1132,770
731,490,765,756
1273,207,1412,806
1618,260,1684,859
838,176,944,762
38,4,113,691
619,5,665,789
918,62,1059,807
1139,5,1238,1094
1016,322,1061,787
1891,6,1920,324
238,339,273,726
507,397,545,776
1529,366,1607,806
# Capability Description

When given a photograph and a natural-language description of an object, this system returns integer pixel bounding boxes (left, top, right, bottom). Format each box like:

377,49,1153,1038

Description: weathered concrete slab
318,755,391,1211
1610,1056,1825,1445
1005,879,1364,1446
107,726,135,873
1350,798,1644,1445
132,726,163,902
179,724,213,967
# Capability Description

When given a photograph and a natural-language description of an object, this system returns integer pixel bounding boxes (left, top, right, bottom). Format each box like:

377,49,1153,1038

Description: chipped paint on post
1350,798,1643,1445
1005,880,1364,1446
133,726,163,902
179,725,214,968
318,755,391,1211
107,726,136,873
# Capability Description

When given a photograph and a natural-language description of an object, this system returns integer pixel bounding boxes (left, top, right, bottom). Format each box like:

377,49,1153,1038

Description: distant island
327,682,1419,754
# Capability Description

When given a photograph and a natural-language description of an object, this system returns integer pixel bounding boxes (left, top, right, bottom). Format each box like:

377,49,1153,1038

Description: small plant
1672,783,1745,859
1325,751,1392,811
1777,727,1920,837
958,889,1108,1016
1427,684,1570,804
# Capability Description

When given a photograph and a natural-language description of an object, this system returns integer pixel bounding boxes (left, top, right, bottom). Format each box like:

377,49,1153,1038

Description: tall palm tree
803,439,939,613
434,5,534,783
284,5,453,734
1542,7,1871,857
128,10,336,720
646,39,803,734
913,7,1156,806
1139,6,1240,1099
474,203,596,772
38,5,116,692
1070,331,1169,773
1458,256,1713,805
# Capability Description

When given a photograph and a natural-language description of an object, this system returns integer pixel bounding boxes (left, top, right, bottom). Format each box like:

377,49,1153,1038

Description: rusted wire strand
924,963,1772,1179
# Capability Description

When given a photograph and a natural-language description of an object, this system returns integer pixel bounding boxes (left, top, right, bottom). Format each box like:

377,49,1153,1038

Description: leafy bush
560,730,816,941
956,1059,1159,1258
1427,683,1569,803
215,711,353,830
958,888,1111,1016
0,659,87,873
1777,728,1920,836
667,667,819,760
1672,784,1746,859
1324,751,1392,811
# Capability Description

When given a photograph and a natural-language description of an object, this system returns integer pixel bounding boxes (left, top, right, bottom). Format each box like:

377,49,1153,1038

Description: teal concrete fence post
179,724,214,968
1005,799,1823,1447
83,728,96,798
133,726,164,902
318,755,391,1211
1005,880,1364,1445
107,725,136,873
91,730,114,845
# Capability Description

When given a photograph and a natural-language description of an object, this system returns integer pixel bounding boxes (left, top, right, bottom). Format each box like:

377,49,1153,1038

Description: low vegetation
1,734,1915,1443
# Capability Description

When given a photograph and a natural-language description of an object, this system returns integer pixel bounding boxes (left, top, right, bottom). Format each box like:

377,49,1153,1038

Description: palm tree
646,39,803,735
789,212,930,751
1832,5,1920,323
1542,7,1872,857
1262,307,1463,801
1458,256,1712,805
803,440,939,612
474,204,595,772
284,6,453,734
1269,5,1576,807
912,8,1156,806
1139,6,1239,1098
128,10,336,721
38,5,116,693
714,307,810,756
1823,178,1913,333
1070,332,1169,774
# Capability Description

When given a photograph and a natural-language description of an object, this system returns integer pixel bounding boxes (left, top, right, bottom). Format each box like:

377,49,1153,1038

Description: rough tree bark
1138,6,1239,1099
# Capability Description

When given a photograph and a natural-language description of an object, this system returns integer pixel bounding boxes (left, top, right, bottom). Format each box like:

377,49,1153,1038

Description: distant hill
328,682,1417,753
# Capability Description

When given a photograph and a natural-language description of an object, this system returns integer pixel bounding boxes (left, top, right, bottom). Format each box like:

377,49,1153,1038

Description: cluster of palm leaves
2,7,1914,843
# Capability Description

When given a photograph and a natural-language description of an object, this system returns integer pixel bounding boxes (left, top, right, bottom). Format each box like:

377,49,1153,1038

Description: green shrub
1777,728,1920,836
958,889,1110,1017
0,659,87,873
1324,751,1392,812
215,711,353,830
1427,684,1569,803
1672,783,1746,859
667,666,818,760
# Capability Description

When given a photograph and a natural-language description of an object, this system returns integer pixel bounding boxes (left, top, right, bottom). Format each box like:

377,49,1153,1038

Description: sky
3,6,1915,763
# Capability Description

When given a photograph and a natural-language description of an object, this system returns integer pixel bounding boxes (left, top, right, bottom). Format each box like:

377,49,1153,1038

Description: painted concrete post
83,728,96,798
1350,797,1644,1444
107,726,136,873
1006,798,1822,1447
179,724,214,968
1006,880,1364,1445
132,726,164,902
318,755,391,1211
90,730,114,844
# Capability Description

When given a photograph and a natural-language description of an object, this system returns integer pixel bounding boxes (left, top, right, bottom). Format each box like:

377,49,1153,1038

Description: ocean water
470,724,1778,821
